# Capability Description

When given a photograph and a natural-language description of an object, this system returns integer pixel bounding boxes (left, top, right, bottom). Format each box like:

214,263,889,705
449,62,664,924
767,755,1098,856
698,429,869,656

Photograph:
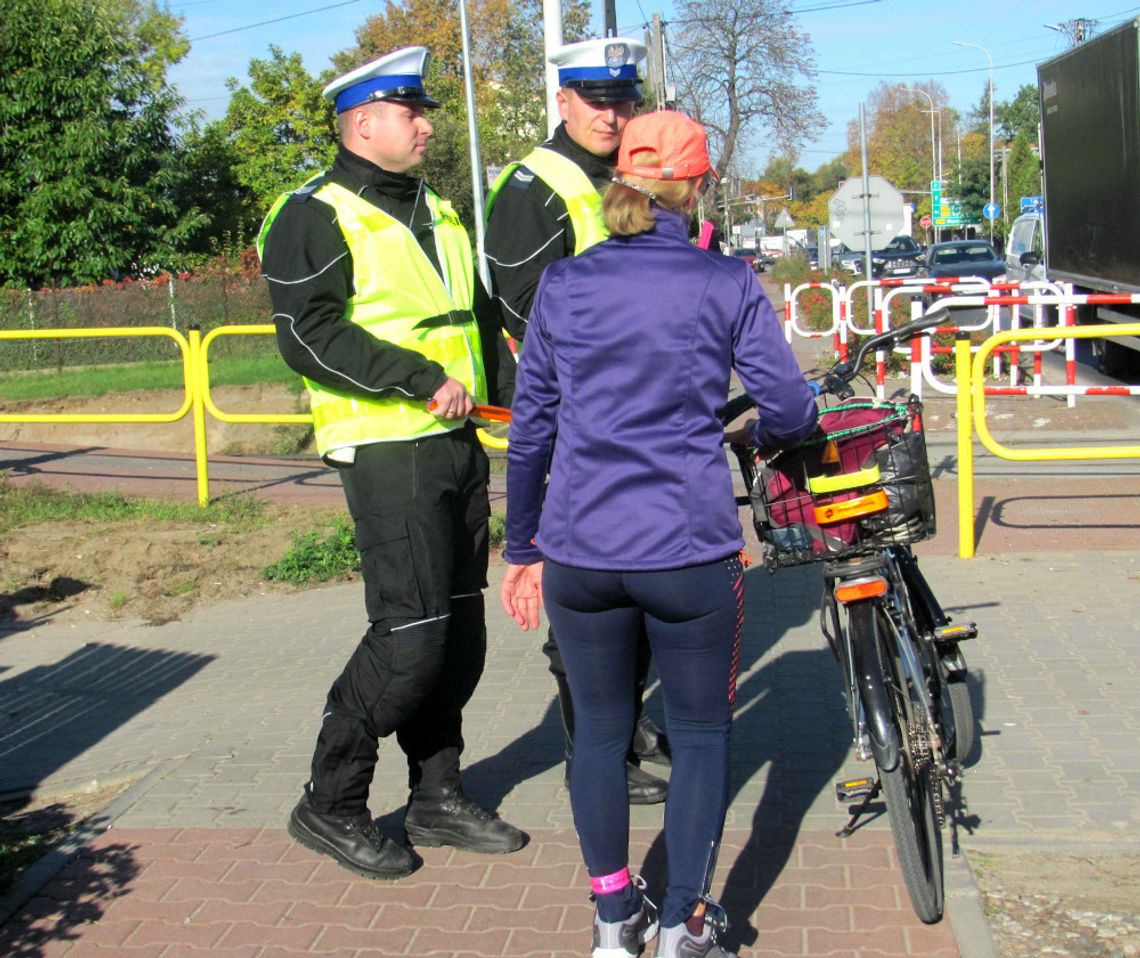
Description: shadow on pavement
0,838,139,958
0,643,214,808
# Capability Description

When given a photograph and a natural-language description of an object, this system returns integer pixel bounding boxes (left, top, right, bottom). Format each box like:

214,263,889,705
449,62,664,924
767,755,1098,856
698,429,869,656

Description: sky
166,0,1140,174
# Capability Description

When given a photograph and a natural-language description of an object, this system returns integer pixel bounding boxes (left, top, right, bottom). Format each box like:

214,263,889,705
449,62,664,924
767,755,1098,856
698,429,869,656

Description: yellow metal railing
1,324,510,505
955,324,1140,557
0,327,194,424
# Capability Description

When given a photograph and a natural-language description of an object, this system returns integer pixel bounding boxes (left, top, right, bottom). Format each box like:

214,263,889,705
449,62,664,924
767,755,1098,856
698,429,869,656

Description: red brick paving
0,827,959,957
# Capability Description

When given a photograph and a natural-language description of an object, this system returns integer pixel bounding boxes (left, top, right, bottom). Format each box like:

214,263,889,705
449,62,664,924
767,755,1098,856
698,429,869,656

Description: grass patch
261,515,359,584
260,513,505,586
0,354,300,403
0,479,268,535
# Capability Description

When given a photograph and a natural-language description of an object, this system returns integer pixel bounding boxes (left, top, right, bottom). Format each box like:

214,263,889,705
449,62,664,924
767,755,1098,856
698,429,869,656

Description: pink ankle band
590,868,630,895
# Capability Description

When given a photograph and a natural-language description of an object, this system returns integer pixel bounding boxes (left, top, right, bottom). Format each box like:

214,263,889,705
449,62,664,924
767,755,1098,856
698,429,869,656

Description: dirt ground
0,385,347,628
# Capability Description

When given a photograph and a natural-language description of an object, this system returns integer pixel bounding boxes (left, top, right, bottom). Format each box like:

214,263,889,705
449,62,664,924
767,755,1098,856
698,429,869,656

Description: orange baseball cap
616,110,715,181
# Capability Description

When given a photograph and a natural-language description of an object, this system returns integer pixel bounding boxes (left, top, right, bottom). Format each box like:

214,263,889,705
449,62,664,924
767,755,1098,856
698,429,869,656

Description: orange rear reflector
814,489,889,524
820,440,840,465
834,576,889,603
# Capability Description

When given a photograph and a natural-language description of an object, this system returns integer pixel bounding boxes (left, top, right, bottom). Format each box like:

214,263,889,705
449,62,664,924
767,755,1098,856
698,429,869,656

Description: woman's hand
723,418,757,446
500,562,544,630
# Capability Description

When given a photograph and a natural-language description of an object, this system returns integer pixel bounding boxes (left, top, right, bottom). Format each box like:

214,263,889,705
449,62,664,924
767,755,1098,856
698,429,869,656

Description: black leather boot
555,670,668,805
288,789,419,879
404,785,527,853
564,759,667,805
625,761,668,804
632,713,672,767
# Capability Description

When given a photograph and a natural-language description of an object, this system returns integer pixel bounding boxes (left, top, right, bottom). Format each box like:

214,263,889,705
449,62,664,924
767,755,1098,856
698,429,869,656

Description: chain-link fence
0,272,273,373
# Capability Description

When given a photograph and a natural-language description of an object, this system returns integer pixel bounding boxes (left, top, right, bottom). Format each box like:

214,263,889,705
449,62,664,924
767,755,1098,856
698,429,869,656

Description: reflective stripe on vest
259,179,487,454
486,147,609,255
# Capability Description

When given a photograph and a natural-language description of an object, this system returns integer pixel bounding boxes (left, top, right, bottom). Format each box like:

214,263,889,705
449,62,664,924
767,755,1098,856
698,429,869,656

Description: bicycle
724,308,977,924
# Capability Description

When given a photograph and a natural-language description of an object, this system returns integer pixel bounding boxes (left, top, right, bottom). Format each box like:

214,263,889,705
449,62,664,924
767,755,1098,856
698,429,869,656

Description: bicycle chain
908,718,945,827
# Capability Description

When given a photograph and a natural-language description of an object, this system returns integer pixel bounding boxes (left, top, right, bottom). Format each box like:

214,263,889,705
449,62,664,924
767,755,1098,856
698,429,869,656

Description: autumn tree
669,0,824,204
0,0,205,287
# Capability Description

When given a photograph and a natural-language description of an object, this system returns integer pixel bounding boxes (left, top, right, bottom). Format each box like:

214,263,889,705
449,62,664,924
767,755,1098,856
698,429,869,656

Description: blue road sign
983,202,1000,220
1020,196,1043,213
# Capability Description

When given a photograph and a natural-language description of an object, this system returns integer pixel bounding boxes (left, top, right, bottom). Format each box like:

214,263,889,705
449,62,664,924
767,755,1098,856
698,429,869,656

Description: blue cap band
334,74,424,113
558,64,639,85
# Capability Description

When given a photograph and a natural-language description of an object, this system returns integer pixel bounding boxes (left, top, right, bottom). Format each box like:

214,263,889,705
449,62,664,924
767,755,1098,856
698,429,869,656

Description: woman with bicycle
499,110,818,958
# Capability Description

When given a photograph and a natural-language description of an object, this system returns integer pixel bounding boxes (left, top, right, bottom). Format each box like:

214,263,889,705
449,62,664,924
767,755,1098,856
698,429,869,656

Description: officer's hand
429,377,474,420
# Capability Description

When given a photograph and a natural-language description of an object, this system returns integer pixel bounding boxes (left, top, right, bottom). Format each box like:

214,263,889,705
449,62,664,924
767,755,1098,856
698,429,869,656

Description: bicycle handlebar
822,303,950,398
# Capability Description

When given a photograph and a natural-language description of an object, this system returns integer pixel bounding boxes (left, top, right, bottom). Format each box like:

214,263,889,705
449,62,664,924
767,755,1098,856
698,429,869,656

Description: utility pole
1000,147,1009,231
1045,18,1097,45
650,14,667,108
603,0,616,36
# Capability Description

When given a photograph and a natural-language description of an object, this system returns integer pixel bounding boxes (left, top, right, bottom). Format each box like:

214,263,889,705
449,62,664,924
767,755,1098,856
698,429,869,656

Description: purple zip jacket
505,208,818,570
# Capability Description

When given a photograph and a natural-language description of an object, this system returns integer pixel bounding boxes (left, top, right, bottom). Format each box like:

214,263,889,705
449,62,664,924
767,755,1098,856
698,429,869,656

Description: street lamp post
952,40,994,241
914,88,939,241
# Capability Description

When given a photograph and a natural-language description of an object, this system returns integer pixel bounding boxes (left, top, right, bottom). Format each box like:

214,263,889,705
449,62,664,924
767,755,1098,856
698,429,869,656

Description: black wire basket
738,399,937,569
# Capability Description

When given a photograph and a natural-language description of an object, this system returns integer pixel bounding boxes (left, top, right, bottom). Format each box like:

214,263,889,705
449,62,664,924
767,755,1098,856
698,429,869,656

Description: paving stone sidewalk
1,541,1137,956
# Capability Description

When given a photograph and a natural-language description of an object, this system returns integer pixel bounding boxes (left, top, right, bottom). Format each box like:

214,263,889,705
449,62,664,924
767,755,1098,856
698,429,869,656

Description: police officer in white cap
484,37,673,807
258,46,524,880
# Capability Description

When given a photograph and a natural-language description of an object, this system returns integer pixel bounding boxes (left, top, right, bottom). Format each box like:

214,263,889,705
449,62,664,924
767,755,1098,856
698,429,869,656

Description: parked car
845,235,926,277
921,239,1005,308
831,243,863,272
730,247,761,272
872,235,925,277
923,240,1005,282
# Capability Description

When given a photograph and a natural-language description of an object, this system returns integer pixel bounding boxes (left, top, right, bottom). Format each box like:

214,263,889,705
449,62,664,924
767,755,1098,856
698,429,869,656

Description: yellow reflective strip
807,464,882,494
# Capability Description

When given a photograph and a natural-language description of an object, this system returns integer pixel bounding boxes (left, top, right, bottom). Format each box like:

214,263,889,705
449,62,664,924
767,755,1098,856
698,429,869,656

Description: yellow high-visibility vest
259,178,487,455
486,147,609,255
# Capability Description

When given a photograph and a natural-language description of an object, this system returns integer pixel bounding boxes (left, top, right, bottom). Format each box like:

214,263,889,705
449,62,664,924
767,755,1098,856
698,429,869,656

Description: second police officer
484,36,672,806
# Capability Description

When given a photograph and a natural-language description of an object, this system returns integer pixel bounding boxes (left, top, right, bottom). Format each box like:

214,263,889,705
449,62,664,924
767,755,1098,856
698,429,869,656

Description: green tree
0,0,206,288
995,84,1040,143
172,122,261,259
214,47,338,216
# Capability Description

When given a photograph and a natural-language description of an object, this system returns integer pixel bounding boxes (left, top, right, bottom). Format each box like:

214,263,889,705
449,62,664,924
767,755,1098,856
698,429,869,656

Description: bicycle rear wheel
851,602,944,923
946,673,975,763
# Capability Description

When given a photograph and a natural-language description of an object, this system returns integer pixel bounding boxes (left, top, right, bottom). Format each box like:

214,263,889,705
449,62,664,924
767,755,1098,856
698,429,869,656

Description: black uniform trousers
308,424,490,817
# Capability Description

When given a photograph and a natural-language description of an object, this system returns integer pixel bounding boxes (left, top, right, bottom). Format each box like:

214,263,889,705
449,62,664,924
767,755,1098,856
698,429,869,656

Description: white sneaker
653,900,736,958
591,876,660,958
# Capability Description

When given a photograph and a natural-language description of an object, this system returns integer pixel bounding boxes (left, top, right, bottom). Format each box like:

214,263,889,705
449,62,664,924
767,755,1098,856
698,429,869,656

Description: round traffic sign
920,214,932,228
983,202,1000,220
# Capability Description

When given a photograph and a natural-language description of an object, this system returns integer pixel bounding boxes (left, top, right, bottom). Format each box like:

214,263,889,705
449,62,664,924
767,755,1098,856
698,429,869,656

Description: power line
787,0,884,13
188,0,362,43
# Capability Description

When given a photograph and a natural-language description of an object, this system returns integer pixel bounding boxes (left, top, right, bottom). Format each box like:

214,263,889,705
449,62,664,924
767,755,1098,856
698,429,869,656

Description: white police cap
322,46,441,114
549,37,647,102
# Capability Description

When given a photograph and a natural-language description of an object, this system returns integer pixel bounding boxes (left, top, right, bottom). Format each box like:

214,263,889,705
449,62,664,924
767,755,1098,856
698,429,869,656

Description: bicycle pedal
836,777,876,802
933,622,977,644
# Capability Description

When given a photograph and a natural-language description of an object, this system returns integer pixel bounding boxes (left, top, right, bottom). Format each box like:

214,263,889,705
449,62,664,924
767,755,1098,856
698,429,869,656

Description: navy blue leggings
542,555,744,927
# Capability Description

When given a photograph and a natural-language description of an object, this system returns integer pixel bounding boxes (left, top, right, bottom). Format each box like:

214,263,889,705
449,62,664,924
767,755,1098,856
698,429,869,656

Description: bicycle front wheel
852,602,945,923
